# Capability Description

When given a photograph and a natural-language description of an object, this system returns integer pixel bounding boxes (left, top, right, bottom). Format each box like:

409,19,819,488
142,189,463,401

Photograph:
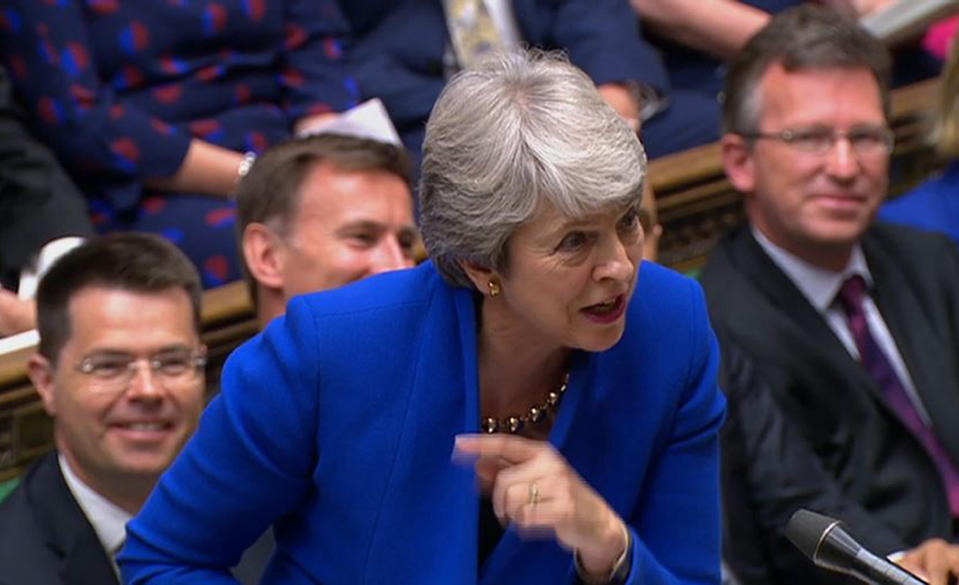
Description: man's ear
722,133,757,195
242,223,287,291
28,353,57,417
458,260,499,297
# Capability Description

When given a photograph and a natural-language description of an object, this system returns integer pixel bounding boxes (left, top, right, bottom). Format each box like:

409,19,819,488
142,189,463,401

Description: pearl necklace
480,372,570,434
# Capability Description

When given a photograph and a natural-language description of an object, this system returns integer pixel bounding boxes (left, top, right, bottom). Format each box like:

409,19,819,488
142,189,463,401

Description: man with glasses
0,233,206,585
700,6,959,585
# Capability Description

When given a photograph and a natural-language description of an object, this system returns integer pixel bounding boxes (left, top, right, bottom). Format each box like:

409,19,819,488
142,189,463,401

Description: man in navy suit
0,234,207,585
340,0,714,160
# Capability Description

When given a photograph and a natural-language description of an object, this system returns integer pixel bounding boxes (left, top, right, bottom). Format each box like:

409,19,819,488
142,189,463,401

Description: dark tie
836,275,959,516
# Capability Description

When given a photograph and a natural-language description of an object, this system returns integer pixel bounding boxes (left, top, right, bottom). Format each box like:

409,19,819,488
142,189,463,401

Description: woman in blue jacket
0,0,355,287
120,50,726,585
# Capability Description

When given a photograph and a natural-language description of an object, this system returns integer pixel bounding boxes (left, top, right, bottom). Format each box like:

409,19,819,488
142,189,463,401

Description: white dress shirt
752,227,930,424
59,454,132,576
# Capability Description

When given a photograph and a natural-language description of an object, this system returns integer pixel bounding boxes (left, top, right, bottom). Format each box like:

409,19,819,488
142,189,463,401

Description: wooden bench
0,77,941,481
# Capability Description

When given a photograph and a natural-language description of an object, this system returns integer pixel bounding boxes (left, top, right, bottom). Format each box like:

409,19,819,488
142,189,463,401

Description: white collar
751,226,873,312
58,453,131,556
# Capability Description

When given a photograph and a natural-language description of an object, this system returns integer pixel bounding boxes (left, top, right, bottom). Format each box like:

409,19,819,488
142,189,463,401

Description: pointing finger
454,434,545,465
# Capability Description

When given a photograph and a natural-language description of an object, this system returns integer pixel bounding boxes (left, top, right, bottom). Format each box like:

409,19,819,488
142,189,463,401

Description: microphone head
785,509,841,561
785,509,927,585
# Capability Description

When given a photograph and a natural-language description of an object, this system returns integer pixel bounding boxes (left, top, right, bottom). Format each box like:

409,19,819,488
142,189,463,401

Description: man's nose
125,360,164,400
825,136,859,181
593,236,635,282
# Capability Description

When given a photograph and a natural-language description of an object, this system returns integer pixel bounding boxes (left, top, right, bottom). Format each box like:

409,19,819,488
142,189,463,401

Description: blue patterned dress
0,0,358,286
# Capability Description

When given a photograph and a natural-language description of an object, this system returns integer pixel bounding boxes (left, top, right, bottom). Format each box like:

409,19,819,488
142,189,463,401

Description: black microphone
785,509,927,585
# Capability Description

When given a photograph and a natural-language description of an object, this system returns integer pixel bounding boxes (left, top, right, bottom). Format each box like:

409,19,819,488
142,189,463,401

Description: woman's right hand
454,434,629,577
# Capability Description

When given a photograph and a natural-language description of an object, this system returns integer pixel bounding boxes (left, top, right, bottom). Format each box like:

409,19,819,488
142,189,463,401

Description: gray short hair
723,4,891,136
420,49,646,288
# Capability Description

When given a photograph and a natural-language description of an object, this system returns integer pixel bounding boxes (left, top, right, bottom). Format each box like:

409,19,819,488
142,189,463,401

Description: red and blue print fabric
0,0,357,287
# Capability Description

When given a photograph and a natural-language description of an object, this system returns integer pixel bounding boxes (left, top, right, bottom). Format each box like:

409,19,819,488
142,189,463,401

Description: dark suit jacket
340,0,669,160
0,452,271,585
700,224,959,585
0,64,92,291
0,453,119,585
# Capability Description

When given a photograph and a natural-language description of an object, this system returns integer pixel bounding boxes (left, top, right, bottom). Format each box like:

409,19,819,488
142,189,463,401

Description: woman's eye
557,232,587,251
618,210,640,231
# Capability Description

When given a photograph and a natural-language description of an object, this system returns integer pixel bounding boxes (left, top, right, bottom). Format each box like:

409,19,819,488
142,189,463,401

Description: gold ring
528,482,541,506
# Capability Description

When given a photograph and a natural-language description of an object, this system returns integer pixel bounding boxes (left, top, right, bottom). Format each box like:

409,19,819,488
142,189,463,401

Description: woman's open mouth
581,295,626,324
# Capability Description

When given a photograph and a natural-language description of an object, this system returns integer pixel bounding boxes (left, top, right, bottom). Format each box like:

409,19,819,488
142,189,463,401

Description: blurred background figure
236,133,417,328
0,233,206,585
339,0,718,162
0,62,91,338
640,185,662,262
0,1,357,288
879,32,959,246
924,14,958,59
631,0,944,148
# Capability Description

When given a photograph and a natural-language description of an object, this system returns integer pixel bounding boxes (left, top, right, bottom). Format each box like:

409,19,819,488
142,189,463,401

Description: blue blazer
879,161,959,249
120,261,725,585
340,0,669,157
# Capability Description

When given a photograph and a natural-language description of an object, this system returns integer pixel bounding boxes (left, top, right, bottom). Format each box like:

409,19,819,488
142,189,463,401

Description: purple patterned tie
836,275,959,516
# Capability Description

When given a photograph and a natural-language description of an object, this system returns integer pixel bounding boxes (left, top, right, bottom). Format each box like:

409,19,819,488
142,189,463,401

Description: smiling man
0,233,206,585
237,133,417,328
700,6,959,585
